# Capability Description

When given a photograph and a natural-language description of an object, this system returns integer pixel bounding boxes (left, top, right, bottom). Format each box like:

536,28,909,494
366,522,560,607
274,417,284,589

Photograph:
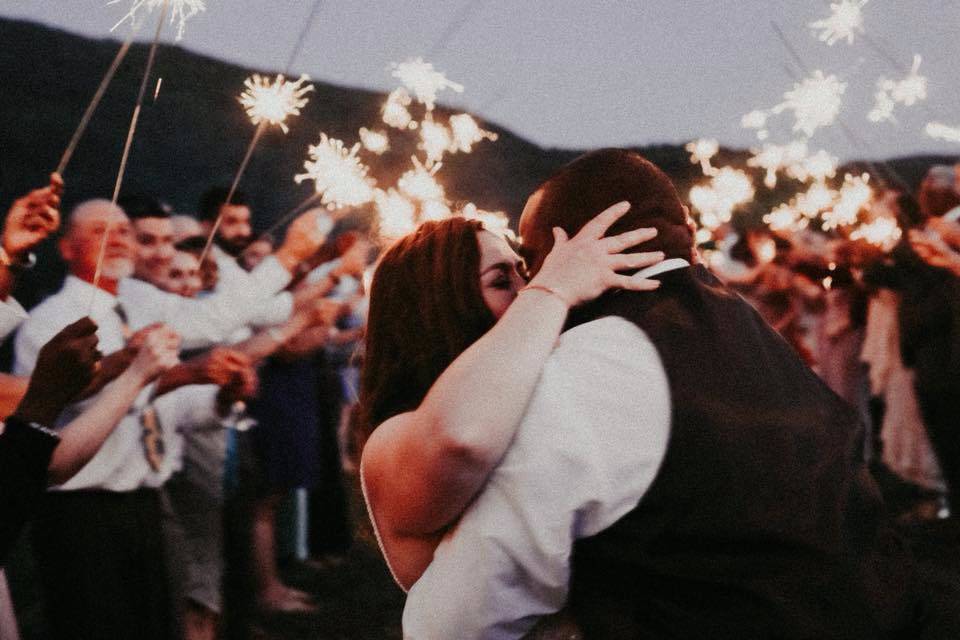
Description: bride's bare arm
364,202,664,537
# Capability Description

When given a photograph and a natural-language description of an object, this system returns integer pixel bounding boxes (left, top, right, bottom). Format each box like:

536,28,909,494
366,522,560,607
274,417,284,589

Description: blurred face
341,238,373,277
132,217,175,284
161,251,202,298
477,230,527,320
239,238,273,271
217,204,252,254
60,202,135,285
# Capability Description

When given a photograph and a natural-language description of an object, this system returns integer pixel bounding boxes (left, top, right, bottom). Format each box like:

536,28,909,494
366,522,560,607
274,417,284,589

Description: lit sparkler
773,71,847,137
809,0,868,46
382,88,415,130
419,119,452,165
688,168,755,227
239,74,314,134
822,173,871,230
109,0,205,41
869,55,927,123
764,203,809,232
850,217,902,251
359,127,390,155
374,189,416,239
421,199,452,221
397,157,445,202
926,122,960,143
795,182,837,218
462,203,516,241
391,58,464,111
448,114,498,153
686,138,720,176
800,149,839,183
742,110,770,141
294,133,376,210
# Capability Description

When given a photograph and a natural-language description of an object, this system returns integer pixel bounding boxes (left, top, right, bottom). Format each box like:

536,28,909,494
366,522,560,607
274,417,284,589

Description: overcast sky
4,0,959,161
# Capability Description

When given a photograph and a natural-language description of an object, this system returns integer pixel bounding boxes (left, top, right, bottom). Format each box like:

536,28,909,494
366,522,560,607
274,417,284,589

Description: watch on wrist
0,247,37,271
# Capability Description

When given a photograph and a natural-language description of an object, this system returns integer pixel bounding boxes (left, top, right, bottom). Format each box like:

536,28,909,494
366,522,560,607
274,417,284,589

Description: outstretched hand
527,201,665,307
15,316,100,425
3,173,64,259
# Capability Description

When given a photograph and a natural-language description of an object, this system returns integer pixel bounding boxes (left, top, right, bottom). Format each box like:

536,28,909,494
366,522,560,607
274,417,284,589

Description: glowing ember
756,237,777,264
749,142,807,188
294,133,376,210
397,157,445,202
773,71,847,137
686,139,720,176
809,0,868,46
359,127,389,155
712,167,755,210
239,74,313,134
850,217,902,250
110,0,205,40
449,114,498,153
374,189,416,239
419,119,452,165
391,58,463,111
926,122,960,143
382,88,415,130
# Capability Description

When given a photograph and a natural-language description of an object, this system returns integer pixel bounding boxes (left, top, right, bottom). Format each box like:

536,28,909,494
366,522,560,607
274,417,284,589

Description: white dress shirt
118,253,293,350
396,317,672,640
0,297,27,342
14,276,163,491
213,248,293,329
150,384,225,487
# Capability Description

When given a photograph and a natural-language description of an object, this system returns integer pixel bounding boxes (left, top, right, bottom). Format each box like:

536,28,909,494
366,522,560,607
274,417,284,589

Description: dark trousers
31,488,171,640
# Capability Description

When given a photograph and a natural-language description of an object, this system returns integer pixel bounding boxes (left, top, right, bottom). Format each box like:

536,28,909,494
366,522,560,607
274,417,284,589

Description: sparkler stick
197,73,314,265
89,0,170,310
57,28,140,176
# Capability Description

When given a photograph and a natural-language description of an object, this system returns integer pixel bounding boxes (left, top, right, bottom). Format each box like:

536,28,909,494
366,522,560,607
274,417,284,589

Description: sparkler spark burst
462,203,517,241
795,182,838,218
382,88,415,130
374,189,416,239
110,0,206,40
391,58,464,111
421,199,452,221
419,120,452,165
822,173,872,230
850,217,902,251
926,122,960,143
294,134,376,210
397,157,445,202
686,139,720,176
764,204,809,232
448,114,498,153
774,71,847,137
689,168,755,228
799,149,839,183
748,141,808,188
869,55,928,123
358,128,390,155
742,110,770,141
809,0,868,46
239,74,313,134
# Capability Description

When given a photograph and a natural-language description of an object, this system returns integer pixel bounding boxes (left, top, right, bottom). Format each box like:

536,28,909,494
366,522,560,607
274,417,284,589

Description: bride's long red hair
357,217,497,448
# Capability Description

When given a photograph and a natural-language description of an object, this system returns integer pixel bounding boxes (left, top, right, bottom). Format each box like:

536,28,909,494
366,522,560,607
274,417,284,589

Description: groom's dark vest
566,264,919,639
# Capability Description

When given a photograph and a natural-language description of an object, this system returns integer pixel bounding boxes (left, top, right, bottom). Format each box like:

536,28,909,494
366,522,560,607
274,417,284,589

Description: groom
403,149,953,639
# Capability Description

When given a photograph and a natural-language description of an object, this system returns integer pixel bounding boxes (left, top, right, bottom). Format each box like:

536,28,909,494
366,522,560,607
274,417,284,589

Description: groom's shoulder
553,316,662,375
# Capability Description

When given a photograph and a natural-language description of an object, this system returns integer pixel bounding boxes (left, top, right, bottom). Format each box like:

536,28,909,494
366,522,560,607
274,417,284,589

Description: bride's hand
527,201,664,307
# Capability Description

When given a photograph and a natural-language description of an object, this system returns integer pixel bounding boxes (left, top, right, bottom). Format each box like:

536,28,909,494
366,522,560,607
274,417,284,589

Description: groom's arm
402,317,671,640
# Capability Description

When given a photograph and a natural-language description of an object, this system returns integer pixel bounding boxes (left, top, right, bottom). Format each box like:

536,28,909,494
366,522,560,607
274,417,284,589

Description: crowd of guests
0,179,374,640
0,160,959,639
709,163,960,522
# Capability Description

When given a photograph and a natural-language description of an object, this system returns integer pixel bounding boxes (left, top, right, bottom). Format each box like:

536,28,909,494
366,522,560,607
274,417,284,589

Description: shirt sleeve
402,317,671,640
0,297,28,342
120,256,293,350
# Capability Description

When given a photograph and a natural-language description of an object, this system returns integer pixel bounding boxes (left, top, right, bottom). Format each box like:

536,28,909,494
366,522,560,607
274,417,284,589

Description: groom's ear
518,190,553,276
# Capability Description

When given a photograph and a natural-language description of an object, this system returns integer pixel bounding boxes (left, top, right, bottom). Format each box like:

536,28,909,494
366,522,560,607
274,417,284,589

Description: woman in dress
358,201,664,591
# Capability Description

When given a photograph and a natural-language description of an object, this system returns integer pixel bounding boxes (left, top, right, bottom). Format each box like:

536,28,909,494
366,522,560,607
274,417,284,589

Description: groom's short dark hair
519,148,694,273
